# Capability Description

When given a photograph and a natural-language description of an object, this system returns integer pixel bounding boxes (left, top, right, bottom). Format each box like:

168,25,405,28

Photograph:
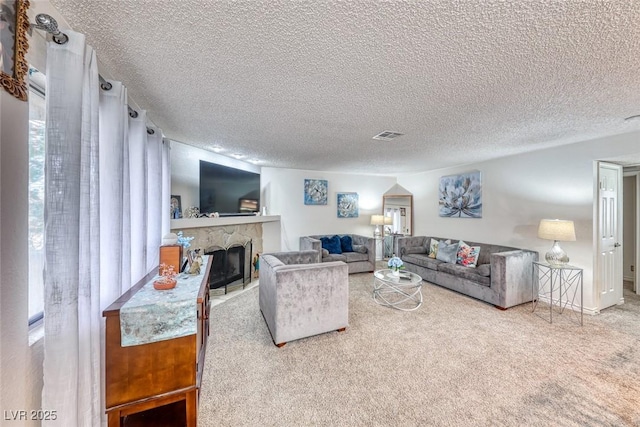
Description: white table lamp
371,215,385,237
537,219,576,266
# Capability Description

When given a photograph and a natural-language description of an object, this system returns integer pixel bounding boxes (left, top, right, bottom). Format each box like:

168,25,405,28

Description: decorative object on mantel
304,179,328,205
337,192,359,218
387,255,404,277
537,219,576,266
162,232,179,245
208,212,220,218
439,171,482,218
154,263,177,290
184,206,200,218
170,195,182,219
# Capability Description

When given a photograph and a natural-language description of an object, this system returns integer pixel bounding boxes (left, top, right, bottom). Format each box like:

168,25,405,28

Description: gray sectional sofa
300,234,375,274
396,236,538,309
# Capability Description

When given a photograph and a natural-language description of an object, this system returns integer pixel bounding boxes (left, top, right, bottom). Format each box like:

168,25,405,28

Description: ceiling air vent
372,131,404,141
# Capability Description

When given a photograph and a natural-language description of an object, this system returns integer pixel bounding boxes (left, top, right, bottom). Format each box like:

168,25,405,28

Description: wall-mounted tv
199,160,260,216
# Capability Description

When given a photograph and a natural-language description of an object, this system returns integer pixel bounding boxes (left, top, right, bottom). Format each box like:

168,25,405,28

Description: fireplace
205,241,252,293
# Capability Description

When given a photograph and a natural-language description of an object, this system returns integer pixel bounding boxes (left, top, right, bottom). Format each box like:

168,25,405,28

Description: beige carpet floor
198,272,640,427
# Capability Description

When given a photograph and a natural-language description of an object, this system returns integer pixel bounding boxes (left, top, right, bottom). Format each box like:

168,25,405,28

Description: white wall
170,140,260,212
398,131,640,313
261,168,397,251
0,89,34,422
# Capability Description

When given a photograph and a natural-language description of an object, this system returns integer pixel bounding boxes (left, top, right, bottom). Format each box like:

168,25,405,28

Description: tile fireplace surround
170,215,282,262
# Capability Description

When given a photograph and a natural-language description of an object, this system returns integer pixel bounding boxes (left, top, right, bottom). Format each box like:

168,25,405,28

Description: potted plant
154,263,178,290
387,255,404,277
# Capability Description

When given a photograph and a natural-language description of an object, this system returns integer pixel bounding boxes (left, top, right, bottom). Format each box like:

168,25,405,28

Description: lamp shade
383,216,393,225
370,215,385,226
537,219,576,241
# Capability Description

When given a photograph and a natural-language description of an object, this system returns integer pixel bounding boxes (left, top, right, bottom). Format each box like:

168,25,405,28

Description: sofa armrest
300,236,321,253
351,234,375,264
266,250,321,265
491,249,539,309
396,236,429,257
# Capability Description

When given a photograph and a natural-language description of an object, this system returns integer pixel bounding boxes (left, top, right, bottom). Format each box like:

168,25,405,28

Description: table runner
119,256,208,347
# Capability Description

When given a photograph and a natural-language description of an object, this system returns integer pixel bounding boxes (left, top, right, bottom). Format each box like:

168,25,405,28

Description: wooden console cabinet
103,256,212,427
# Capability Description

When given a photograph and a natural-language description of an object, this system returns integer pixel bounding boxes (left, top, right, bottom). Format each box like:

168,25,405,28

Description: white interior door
597,162,624,310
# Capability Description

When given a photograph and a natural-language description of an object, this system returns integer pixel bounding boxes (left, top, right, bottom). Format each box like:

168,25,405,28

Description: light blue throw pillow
435,240,458,263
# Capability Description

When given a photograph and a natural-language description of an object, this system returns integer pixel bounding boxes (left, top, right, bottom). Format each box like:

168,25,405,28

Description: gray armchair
259,250,349,347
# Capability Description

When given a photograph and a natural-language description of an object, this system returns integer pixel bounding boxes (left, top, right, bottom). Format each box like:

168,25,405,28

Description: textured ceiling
45,0,640,174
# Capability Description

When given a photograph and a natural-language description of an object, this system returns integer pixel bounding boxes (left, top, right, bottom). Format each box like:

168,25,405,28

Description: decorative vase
391,269,400,277
153,278,177,290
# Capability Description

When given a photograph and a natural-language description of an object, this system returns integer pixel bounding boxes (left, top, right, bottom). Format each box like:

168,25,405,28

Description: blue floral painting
439,171,482,218
304,179,328,205
337,193,359,218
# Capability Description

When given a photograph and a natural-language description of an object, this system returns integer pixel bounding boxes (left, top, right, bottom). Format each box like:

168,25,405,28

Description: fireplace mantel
171,215,281,230
170,215,281,255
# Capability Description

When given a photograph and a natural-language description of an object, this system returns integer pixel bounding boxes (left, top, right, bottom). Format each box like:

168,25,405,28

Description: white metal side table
373,269,423,311
532,261,583,325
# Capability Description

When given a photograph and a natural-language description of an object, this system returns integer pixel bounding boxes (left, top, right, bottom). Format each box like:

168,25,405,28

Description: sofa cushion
403,253,443,271
343,252,369,263
340,235,354,252
436,240,458,263
405,246,427,255
352,244,367,254
322,248,330,257
321,235,342,254
456,240,481,268
322,253,347,262
476,264,491,277
438,262,491,286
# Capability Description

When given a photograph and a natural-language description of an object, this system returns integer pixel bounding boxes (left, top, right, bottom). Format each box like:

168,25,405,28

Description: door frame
593,161,624,312
622,170,640,293
636,172,639,294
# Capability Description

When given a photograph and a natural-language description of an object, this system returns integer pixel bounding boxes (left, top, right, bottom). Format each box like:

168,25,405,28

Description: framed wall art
0,0,30,101
304,179,328,205
439,171,482,218
170,194,182,219
337,192,358,218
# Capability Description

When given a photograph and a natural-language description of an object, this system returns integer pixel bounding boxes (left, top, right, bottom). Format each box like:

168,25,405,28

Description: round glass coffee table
373,269,423,311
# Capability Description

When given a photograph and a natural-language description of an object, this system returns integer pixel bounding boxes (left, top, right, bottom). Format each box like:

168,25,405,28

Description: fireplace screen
205,242,252,293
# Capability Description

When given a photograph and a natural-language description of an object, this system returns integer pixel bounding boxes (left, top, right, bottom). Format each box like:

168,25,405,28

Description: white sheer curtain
42,31,169,426
42,31,102,427
128,109,148,283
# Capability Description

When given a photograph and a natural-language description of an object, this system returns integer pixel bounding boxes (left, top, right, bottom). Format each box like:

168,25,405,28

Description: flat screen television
199,160,260,216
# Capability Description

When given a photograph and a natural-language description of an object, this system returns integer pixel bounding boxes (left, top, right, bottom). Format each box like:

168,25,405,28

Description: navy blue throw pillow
320,236,342,254
321,236,342,254
340,235,354,252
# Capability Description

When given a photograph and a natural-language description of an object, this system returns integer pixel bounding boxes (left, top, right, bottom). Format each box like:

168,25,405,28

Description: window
28,67,46,325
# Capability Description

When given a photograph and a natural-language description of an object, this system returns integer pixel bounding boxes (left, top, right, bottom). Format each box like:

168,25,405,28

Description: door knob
614,243,621,247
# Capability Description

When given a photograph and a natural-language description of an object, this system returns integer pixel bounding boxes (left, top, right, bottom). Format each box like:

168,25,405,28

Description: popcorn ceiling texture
48,0,640,173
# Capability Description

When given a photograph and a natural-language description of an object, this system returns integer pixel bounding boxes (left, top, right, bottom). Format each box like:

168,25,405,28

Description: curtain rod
30,14,68,45
31,14,155,136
